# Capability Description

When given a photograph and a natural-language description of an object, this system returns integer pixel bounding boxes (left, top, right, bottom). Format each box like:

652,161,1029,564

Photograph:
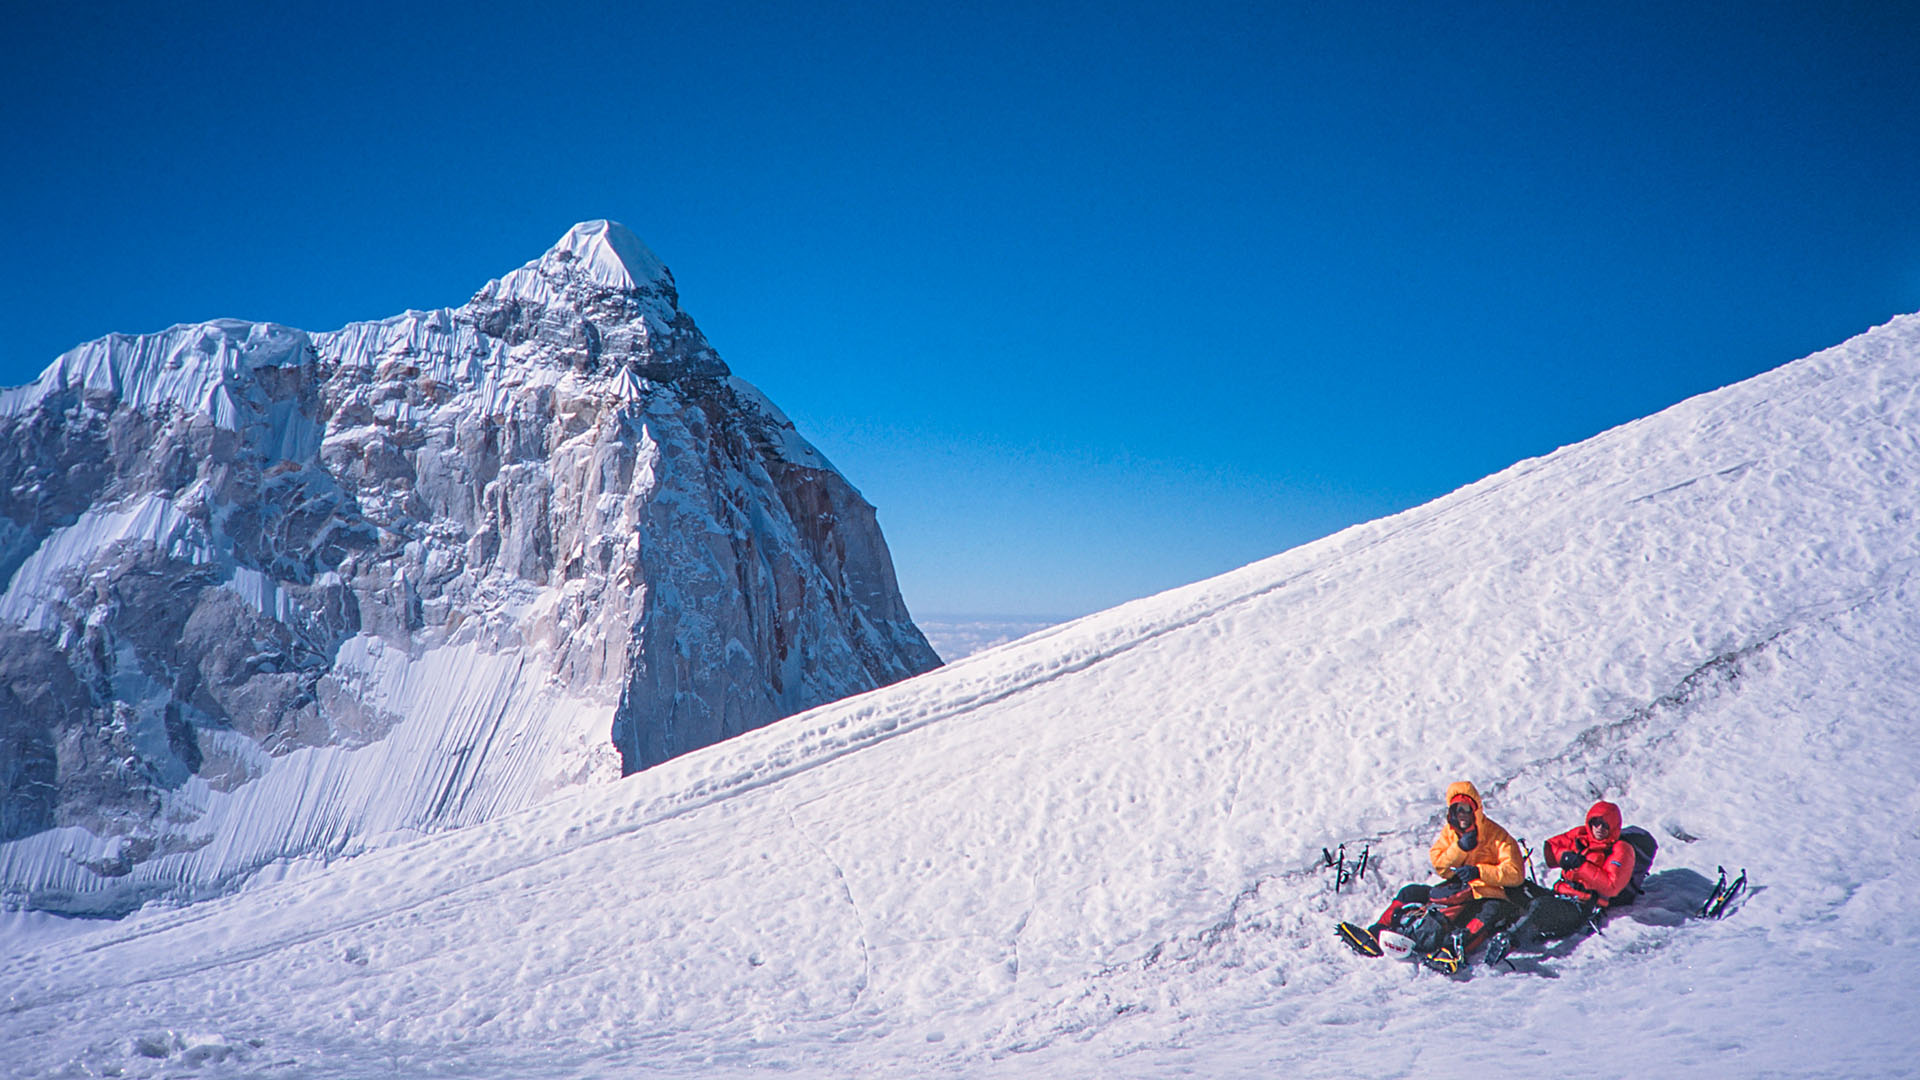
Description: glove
1456,828,1478,852
1451,864,1478,882
1557,849,1583,871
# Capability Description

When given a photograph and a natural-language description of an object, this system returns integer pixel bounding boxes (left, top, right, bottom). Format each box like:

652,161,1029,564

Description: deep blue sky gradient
5,2,1918,616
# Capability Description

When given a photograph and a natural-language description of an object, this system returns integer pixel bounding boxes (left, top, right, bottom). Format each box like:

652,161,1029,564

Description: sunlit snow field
8,315,1920,1077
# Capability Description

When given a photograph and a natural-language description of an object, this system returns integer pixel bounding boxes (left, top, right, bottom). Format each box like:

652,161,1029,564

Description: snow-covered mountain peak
0,221,937,916
552,218,669,289
485,218,674,306
1,222,701,427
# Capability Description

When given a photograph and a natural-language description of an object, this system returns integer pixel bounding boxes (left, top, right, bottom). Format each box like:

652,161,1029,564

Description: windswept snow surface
9,315,1920,1077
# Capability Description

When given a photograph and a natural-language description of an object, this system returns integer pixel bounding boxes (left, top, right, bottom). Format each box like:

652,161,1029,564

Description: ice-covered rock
0,221,939,914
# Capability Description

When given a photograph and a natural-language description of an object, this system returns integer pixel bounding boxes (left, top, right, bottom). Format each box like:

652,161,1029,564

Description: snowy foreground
9,315,1920,1078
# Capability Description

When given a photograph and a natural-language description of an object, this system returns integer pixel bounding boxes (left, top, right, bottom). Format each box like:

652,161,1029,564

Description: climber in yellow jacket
1336,780,1524,973
1427,779,1525,901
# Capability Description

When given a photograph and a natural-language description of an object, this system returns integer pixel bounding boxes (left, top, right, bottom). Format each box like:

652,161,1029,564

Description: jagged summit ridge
1,223,713,426
0,221,939,914
0,319,314,425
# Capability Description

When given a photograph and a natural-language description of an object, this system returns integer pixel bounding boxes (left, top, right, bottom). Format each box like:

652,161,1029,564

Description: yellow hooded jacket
1428,780,1524,901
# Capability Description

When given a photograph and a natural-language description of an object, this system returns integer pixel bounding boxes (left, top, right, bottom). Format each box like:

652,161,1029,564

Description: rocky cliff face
0,221,939,913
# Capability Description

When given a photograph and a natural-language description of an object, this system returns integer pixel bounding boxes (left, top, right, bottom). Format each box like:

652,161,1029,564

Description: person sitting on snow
1481,799,1638,966
1336,780,1524,973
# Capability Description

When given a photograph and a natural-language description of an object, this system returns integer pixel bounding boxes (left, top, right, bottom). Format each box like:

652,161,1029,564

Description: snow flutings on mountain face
0,221,938,914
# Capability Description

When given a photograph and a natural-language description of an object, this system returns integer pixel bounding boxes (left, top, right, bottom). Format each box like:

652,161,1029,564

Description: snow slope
6,313,1920,1077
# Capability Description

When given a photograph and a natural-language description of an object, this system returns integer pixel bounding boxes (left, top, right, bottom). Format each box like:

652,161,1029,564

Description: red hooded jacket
1543,800,1636,906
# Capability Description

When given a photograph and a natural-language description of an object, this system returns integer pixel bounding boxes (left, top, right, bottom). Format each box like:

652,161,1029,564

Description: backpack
1389,906,1451,955
1385,879,1474,953
1613,826,1659,906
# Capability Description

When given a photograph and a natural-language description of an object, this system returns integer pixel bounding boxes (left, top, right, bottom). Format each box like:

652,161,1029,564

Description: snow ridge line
1630,460,1761,505
625,457,1568,828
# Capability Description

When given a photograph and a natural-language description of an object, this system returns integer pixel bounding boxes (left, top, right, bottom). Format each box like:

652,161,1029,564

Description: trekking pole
1354,844,1370,886
1322,844,1347,892
1700,866,1733,917
1703,868,1747,918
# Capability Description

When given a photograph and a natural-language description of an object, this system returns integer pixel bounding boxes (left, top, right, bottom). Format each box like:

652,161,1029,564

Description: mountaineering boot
1335,921,1383,957
1421,926,1470,975
1421,944,1466,975
1481,930,1512,968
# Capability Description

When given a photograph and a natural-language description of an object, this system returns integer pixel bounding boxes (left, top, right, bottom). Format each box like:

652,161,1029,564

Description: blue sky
5,2,1917,618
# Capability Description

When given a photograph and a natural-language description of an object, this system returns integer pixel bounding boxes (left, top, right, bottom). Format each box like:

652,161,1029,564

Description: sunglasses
1588,818,1612,836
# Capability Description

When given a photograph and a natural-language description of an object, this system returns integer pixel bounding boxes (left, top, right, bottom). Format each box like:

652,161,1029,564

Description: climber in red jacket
1544,799,1638,908
1481,799,1638,966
